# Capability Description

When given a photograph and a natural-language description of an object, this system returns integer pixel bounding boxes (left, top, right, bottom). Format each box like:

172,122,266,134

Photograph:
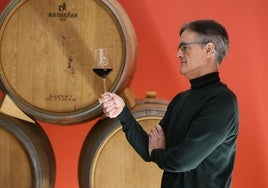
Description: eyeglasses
178,42,209,51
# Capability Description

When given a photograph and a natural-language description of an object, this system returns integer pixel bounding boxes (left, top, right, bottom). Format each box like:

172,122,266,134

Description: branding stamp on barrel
45,94,76,102
48,2,78,21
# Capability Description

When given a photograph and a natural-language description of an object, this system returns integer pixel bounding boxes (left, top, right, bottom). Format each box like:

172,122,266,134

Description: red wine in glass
93,68,113,78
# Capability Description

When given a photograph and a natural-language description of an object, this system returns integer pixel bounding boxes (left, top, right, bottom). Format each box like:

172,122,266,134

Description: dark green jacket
118,72,239,188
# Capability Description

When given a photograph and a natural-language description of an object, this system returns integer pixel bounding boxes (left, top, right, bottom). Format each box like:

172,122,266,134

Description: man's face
177,30,208,79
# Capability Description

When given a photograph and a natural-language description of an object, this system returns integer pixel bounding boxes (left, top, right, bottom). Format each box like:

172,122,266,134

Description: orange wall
1,0,268,188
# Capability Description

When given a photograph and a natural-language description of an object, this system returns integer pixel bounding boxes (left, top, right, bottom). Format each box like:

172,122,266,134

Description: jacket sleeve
151,93,239,172
117,106,152,162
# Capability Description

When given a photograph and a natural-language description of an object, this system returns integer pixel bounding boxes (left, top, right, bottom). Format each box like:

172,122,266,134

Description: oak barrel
79,98,169,188
0,0,137,124
0,113,55,188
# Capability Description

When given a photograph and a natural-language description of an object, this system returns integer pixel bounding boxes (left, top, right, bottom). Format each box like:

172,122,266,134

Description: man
99,19,239,188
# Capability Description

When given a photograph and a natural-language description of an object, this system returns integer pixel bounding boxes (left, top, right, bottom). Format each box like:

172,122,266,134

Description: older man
99,19,239,188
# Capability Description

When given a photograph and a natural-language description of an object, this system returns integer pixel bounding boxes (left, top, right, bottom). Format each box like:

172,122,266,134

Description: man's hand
99,92,125,118
148,124,166,156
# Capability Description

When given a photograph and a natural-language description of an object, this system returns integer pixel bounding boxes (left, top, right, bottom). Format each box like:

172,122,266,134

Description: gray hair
180,20,229,64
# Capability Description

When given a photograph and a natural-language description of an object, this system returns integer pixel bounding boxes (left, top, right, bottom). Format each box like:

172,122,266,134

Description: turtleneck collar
190,72,220,89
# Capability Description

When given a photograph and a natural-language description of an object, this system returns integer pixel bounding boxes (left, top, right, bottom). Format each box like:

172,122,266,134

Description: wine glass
92,48,113,92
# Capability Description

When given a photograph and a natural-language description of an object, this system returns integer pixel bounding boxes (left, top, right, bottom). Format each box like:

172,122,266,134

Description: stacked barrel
0,0,168,187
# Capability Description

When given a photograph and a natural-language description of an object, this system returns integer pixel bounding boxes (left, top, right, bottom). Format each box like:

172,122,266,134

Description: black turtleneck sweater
118,72,239,188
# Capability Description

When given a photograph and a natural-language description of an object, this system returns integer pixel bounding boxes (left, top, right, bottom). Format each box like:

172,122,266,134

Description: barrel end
0,95,35,123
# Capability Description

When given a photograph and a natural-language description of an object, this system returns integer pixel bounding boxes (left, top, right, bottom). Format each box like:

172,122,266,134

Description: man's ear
206,42,215,57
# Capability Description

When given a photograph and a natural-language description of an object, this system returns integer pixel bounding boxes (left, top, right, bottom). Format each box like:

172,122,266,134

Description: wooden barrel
0,113,55,188
79,98,169,188
0,0,137,124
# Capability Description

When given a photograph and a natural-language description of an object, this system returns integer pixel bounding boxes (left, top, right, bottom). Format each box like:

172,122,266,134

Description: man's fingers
155,124,164,134
99,95,110,104
103,92,116,99
149,128,157,136
150,125,162,135
99,92,125,119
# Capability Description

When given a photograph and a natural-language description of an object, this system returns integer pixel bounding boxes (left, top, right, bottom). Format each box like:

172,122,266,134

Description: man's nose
176,49,184,59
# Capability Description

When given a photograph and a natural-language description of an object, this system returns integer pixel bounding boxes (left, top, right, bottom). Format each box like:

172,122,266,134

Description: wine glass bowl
92,48,113,92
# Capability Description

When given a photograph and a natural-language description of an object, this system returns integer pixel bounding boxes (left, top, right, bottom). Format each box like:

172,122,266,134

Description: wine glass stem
103,78,107,92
